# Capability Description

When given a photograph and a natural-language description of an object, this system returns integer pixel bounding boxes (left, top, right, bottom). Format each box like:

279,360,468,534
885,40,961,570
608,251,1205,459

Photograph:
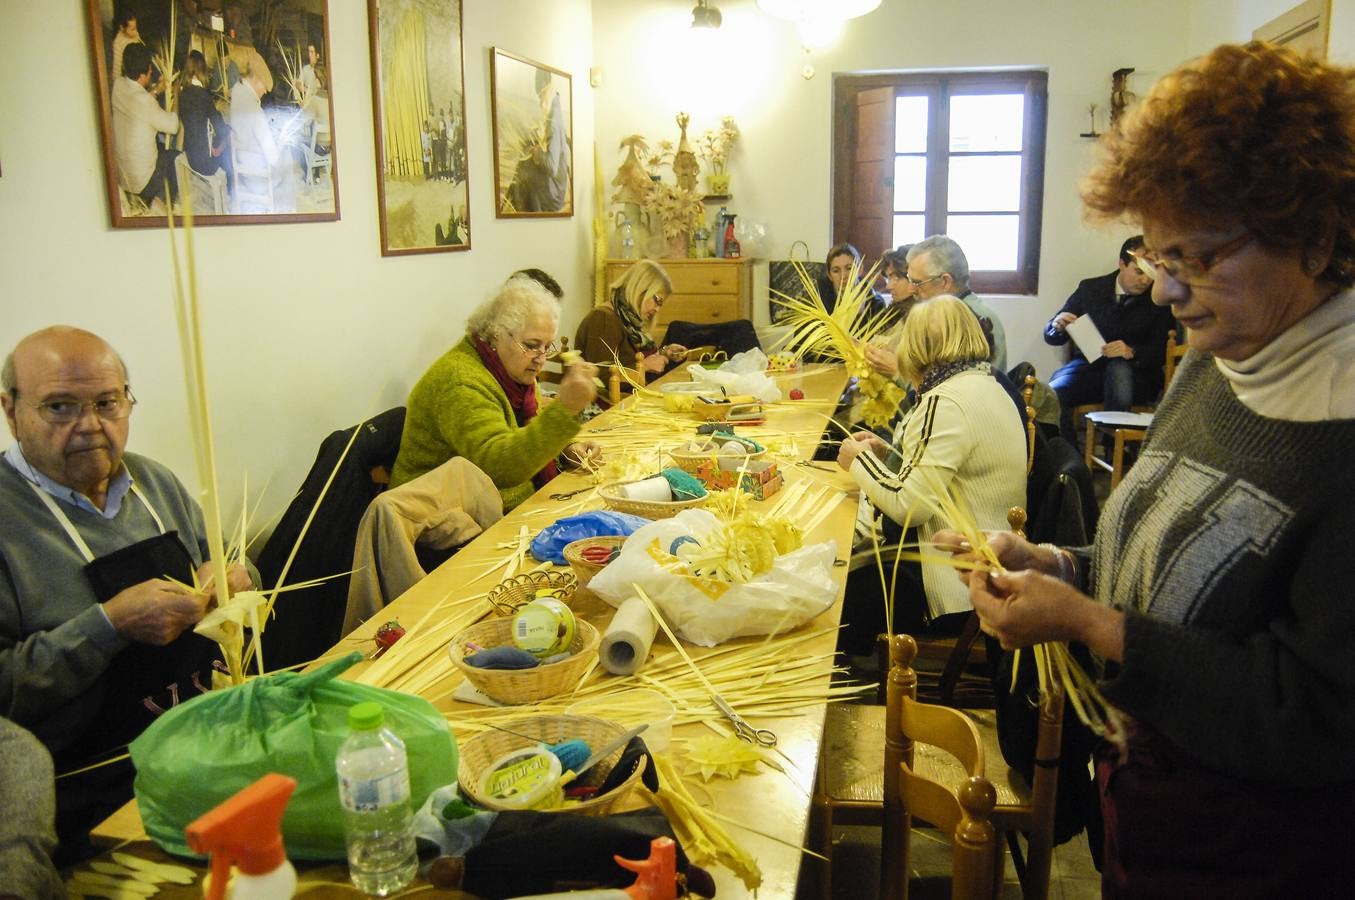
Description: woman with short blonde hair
894,293,992,385
835,295,1026,654
575,259,686,374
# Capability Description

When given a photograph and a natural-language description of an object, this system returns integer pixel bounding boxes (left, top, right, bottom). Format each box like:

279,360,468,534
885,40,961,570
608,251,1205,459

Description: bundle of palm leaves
771,259,905,428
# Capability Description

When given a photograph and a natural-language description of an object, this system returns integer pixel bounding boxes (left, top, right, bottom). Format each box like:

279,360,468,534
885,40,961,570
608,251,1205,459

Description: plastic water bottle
620,217,636,258
337,702,418,896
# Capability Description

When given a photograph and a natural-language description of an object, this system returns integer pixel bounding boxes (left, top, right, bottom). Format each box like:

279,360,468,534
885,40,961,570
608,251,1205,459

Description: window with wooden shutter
833,70,1048,294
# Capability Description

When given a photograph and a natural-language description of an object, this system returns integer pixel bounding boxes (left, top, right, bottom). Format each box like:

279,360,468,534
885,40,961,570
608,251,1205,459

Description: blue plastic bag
530,511,651,564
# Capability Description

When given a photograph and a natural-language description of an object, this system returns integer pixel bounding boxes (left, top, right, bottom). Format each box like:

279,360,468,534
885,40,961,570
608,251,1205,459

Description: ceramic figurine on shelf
697,116,739,196
673,112,700,193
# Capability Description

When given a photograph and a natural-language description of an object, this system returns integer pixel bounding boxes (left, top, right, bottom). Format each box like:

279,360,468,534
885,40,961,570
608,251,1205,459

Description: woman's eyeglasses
1132,232,1252,284
515,338,560,359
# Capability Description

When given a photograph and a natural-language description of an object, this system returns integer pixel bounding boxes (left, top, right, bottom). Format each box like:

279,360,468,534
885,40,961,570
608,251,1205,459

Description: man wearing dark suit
1045,235,1175,441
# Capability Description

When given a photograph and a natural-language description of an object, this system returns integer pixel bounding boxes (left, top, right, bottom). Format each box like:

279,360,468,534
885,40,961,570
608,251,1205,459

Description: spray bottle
185,773,298,900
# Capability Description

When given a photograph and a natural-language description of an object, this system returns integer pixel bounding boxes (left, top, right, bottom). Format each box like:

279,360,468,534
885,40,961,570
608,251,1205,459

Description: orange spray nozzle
185,773,297,900
615,836,677,900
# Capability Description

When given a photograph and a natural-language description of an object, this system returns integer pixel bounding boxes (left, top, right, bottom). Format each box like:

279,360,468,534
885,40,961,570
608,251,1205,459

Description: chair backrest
536,336,571,392
255,407,406,669
1163,329,1187,386
1026,431,1098,545
602,350,647,405
1022,374,1037,474
662,319,761,357
883,633,1000,900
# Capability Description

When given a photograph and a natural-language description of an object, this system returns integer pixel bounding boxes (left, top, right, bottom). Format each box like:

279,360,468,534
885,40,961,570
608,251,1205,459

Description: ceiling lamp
756,0,882,22
692,0,723,29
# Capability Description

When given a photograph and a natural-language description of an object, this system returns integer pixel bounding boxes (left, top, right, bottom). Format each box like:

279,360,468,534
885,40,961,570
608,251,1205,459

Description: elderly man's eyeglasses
19,388,137,424
906,272,946,288
515,338,560,359
1132,232,1253,284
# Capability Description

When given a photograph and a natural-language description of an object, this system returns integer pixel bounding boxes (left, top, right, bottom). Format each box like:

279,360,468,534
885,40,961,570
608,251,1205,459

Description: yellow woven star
680,733,772,781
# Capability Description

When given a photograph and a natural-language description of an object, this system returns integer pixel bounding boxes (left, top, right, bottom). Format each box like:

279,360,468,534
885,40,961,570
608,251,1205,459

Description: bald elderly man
0,326,253,862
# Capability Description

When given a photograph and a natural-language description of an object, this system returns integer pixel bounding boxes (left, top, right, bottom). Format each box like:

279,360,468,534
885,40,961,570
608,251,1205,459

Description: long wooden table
93,363,859,898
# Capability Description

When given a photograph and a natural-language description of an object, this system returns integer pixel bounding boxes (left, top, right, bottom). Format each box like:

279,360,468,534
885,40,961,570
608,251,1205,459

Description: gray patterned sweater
1093,351,1355,786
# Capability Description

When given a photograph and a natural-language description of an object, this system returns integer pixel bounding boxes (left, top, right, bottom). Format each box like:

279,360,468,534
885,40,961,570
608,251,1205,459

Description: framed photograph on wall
87,0,339,227
368,0,469,255
490,48,573,219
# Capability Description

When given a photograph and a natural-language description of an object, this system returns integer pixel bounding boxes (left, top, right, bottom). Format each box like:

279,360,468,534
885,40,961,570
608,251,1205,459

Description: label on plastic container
339,768,410,812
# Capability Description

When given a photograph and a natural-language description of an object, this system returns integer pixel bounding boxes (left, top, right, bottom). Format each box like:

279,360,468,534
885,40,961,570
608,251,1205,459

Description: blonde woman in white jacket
836,295,1027,659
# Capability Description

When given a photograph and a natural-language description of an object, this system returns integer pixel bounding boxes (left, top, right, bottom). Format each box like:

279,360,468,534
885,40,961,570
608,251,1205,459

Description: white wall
0,0,594,526
590,0,1194,382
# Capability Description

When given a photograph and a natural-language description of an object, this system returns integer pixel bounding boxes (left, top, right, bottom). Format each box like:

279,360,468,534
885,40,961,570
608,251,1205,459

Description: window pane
892,156,926,211
946,215,1019,270
949,94,1024,152
894,95,928,153
892,215,926,249
948,156,1022,211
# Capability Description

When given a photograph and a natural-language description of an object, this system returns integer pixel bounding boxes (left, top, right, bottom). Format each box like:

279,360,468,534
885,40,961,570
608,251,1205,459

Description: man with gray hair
1,326,253,862
906,235,1008,372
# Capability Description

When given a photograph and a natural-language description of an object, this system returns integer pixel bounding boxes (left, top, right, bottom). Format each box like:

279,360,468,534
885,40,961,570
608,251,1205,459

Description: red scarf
472,336,559,487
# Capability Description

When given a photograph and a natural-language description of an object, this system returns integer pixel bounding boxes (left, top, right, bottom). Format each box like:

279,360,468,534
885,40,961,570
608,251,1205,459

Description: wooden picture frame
87,0,339,227
490,48,573,219
368,0,470,255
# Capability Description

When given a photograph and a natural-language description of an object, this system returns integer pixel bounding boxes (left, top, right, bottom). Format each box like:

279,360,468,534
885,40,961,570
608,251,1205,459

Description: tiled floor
798,821,1102,899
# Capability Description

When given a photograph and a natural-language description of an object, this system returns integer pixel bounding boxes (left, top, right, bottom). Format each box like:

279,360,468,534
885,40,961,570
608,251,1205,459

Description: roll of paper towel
599,596,658,675
621,475,672,502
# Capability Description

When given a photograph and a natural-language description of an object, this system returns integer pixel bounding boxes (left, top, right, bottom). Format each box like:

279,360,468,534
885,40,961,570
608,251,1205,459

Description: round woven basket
562,536,627,597
599,482,706,519
458,714,646,815
668,446,767,474
485,571,578,618
450,617,599,705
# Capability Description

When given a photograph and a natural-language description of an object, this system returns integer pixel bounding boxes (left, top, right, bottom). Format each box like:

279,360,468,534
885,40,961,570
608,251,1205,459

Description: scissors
549,485,594,501
711,695,777,747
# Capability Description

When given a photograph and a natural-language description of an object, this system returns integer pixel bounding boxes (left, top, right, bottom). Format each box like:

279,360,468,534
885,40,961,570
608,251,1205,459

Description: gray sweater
1093,352,1355,787
0,453,211,754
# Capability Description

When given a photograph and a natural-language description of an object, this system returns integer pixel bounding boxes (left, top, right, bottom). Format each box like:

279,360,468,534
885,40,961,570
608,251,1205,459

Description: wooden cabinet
604,258,752,340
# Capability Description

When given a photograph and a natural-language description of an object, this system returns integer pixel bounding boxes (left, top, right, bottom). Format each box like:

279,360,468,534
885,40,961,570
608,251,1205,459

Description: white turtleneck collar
1214,287,1355,421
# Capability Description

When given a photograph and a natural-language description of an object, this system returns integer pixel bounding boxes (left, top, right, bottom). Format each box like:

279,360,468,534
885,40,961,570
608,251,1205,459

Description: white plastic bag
587,510,838,646
684,349,781,402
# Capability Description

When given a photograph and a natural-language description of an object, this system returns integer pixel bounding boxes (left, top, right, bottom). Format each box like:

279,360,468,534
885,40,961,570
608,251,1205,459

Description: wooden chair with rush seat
813,372,1081,898
882,633,1067,900
1082,330,1188,488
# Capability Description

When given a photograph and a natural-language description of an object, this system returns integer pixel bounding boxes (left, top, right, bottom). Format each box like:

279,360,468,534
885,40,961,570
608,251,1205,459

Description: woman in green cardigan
391,275,600,511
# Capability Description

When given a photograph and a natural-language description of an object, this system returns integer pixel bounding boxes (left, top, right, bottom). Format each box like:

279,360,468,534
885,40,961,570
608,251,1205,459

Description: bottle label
339,768,410,812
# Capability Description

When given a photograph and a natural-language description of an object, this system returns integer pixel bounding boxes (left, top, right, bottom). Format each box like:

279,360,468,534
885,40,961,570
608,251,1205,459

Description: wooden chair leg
811,763,834,900
1084,418,1096,471
1111,430,1126,489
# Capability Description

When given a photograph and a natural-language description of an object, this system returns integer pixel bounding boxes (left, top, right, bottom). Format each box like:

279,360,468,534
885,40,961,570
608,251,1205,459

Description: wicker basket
598,482,707,519
450,617,599,705
458,714,646,815
485,571,578,618
668,446,767,474
562,536,627,597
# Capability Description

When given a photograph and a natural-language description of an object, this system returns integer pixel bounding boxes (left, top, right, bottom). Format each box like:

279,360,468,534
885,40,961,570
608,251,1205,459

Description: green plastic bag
130,652,456,860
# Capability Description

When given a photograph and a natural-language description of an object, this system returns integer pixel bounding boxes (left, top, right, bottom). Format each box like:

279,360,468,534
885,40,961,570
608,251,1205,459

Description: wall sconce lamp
692,0,722,29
